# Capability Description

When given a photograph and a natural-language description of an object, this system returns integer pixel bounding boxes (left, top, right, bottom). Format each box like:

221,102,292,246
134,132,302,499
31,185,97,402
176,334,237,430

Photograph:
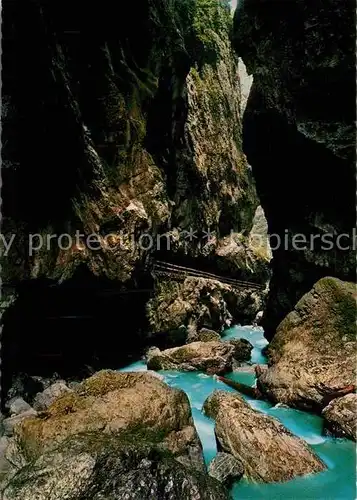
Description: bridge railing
152,260,264,291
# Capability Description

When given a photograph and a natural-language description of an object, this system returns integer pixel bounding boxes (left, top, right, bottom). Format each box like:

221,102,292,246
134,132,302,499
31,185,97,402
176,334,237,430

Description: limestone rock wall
1,0,268,394
232,0,356,338
2,0,263,285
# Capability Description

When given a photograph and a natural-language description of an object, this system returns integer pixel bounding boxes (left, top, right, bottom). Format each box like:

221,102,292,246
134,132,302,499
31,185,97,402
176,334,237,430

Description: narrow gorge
0,0,355,499
1,0,270,390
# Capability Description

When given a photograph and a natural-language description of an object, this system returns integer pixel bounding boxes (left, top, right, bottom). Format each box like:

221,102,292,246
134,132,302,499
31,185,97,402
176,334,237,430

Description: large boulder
147,341,235,375
1,0,265,415
322,394,357,441
227,338,253,362
203,390,325,483
193,328,222,343
257,277,356,411
2,432,229,500
11,370,205,473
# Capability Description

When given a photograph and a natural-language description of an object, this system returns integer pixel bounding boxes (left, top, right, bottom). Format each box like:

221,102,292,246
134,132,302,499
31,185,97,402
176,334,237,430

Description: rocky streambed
1,279,355,499
120,325,356,499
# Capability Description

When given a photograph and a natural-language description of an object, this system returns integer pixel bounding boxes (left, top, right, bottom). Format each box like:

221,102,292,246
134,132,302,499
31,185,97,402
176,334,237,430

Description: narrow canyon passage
0,0,355,498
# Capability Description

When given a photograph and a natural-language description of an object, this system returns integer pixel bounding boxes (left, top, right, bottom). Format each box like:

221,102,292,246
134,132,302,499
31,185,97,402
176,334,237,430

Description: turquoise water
119,325,356,499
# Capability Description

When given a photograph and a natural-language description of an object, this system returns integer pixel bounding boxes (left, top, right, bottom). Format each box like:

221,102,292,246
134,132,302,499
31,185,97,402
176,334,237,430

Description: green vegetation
122,423,170,445
146,278,182,331
151,279,180,307
77,369,128,397
192,0,232,52
193,0,231,37
318,277,357,342
173,0,233,68
169,345,197,363
270,277,357,359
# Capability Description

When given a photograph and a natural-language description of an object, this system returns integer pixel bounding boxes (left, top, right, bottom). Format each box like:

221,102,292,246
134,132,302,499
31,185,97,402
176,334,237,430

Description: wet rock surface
203,390,326,483
2,432,229,500
1,0,259,284
1,0,268,395
322,393,357,441
257,277,356,411
147,341,235,375
227,338,253,362
208,452,244,487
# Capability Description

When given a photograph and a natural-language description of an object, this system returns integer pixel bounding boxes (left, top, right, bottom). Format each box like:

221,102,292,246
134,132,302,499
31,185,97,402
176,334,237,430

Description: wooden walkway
0,260,264,299
152,260,264,291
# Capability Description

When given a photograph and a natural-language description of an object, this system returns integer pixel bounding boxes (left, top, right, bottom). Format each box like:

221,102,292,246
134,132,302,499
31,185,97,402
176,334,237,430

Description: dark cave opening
0,269,156,407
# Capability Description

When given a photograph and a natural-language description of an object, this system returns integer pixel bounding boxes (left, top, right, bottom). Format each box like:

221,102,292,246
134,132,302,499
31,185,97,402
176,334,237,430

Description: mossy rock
202,390,325,483
315,277,356,342
147,341,234,374
13,370,205,471
3,430,229,500
203,390,222,419
259,277,357,411
197,328,221,342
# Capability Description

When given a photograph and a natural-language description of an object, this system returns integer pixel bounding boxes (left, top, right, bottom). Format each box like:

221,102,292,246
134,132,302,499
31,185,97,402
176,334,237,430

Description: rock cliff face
1,0,269,393
146,276,265,343
2,0,262,284
232,0,356,339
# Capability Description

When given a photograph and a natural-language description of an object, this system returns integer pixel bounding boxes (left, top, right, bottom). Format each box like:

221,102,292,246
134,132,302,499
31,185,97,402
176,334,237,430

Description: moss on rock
13,370,205,472
3,430,229,500
147,340,234,374
258,277,357,411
